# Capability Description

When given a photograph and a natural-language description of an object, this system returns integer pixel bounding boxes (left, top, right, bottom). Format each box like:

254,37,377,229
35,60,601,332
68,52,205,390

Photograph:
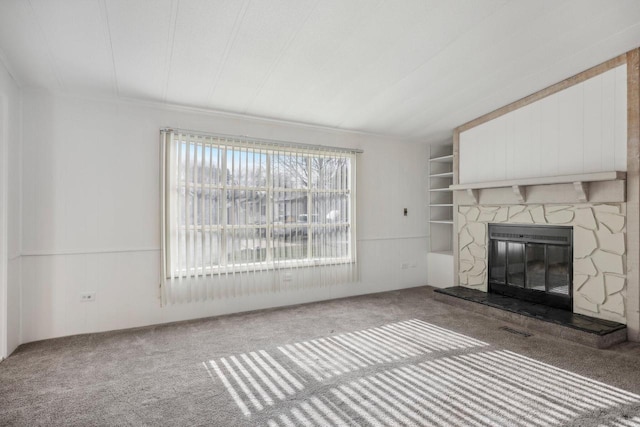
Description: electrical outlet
80,292,96,302
401,263,409,269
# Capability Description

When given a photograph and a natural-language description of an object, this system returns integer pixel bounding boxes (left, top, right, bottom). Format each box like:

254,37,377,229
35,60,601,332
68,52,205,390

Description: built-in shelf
430,172,454,178
428,141,454,289
429,154,454,163
430,250,453,256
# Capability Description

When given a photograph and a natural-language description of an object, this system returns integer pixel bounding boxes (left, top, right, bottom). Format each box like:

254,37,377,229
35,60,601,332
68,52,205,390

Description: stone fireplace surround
457,202,627,325
449,50,640,340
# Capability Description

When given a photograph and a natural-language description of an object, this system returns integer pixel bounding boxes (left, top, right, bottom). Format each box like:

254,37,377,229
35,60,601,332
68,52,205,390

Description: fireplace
488,224,573,310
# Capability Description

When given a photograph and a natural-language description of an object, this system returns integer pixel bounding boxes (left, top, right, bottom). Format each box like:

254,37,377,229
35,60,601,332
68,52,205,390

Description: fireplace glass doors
488,224,573,310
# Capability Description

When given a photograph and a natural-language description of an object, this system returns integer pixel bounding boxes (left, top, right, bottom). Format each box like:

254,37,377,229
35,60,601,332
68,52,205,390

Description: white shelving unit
428,145,453,252
427,142,454,287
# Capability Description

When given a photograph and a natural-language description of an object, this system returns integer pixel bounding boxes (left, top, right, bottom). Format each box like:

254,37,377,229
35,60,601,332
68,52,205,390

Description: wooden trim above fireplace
450,171,625,191
455,53,627,135
449,171,626,204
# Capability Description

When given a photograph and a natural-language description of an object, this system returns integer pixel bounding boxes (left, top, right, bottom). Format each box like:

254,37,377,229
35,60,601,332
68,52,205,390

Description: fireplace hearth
488,224,573,310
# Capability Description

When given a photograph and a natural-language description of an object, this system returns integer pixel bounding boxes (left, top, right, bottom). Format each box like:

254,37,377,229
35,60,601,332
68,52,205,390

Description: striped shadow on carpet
277,319,488,381
204,319,640,426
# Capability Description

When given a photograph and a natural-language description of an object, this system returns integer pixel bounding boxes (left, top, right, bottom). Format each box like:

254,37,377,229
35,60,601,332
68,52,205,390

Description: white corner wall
19,89,429,343
0,60,21,358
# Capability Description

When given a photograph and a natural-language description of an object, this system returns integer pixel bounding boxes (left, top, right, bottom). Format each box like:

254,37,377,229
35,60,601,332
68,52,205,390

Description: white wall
19,89,429,343
459,65,627,183
0,59,21,358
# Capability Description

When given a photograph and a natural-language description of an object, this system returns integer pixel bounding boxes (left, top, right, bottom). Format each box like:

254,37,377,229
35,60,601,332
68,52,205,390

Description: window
161,129,357,279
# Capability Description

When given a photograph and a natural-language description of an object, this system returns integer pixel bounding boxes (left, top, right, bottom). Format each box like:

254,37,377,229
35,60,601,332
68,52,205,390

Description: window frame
162,131,357,279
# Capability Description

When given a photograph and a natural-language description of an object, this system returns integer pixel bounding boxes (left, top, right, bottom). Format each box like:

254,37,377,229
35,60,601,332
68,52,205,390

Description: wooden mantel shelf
449,171,626,204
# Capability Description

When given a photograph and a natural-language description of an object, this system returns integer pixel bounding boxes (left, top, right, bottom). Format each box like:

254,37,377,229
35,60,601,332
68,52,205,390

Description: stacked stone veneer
458,203,627,324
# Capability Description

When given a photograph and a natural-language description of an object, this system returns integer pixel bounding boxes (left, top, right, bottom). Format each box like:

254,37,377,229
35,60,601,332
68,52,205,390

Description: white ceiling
1,0,640,142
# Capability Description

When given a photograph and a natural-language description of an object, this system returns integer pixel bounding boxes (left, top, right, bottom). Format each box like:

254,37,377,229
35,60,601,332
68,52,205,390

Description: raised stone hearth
457,203,627,324
434,286,627,348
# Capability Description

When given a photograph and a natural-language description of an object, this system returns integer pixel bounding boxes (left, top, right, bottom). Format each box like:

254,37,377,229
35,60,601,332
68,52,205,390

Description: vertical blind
160,129,359,304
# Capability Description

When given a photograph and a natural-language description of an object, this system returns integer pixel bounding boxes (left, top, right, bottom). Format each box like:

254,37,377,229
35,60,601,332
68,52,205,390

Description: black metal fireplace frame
488,223,573,311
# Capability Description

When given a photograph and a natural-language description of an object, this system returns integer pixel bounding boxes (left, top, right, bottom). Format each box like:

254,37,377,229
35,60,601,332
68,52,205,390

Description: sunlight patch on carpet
264,351,640,426
277,319,488,381
204,320,640,425
206,349,304,416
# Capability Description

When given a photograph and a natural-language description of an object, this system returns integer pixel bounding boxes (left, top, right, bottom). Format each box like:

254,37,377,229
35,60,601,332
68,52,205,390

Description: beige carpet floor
1,286,640,426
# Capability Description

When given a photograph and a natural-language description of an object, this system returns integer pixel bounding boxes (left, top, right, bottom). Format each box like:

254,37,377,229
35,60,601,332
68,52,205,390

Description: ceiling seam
315,0,448,128
390,0,598,133
206,0,252,106
99,0,120,97
280,0,387,119
334,0,515,130
161,0,180,103
420,31,637,141
0,48,22,88
0,0,29,88
405,1,638,137
243,0,321,114
25,0,65,91
26,86,422,143
3,1,636,143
